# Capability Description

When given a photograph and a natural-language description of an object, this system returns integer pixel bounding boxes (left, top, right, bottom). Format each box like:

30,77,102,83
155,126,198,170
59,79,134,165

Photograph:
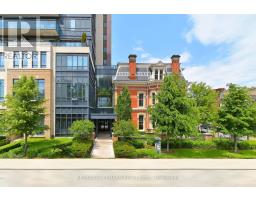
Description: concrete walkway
91,134,115,159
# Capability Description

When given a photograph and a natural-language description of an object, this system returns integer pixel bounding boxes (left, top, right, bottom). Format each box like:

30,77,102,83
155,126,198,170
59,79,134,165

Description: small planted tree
218,84,256,152
81,32,87,44
149,74,199,151
69,120,95,142
0,76,48,156
115,86,132,121
112,120,137,140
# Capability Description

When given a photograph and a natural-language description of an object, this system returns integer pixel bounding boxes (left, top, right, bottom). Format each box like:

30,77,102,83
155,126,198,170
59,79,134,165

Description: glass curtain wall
55,53,91,136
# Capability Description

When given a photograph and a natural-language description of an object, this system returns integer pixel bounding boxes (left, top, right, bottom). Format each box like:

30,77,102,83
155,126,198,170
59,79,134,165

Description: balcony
0,19,60,37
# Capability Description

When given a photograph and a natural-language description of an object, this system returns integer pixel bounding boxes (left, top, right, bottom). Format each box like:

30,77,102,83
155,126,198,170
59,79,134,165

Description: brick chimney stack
171,55,181,74
129,54,137,80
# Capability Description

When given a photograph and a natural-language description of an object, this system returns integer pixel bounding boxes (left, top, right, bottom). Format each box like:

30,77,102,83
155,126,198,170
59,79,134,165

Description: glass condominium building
0,14,115,137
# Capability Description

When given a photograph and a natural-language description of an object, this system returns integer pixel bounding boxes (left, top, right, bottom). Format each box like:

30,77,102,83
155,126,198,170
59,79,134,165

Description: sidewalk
0,159,256,186
91,134,115,159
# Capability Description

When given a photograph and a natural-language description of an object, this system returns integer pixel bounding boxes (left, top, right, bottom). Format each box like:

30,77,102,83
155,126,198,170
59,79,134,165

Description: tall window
159,69,163,80
56,54,88,70
138,93,144,107
37,79,45,98
154,69,158,80
32,52,38,68
13,51,19,68
40,52,47,68
139,115,144,130
152,92,156,105
0,80,4,101
70,19,76,30
22,52,28,68
0,53,4,69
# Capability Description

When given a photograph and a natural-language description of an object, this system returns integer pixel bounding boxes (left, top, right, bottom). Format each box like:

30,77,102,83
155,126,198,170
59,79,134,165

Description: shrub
0,141,21,154
213,139,234,150
238,140,256,150
128,139,145,149
25,141,72,158
69,120,94,142
0,136,6,141
161,139,217,149
113,120,137,137
0,139,10,147
113,141,137,158
136,148,160,158
70,141,93,158
192,140,216,149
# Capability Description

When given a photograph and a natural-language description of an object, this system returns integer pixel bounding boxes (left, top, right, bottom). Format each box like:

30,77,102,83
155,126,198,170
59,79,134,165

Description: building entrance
98,120,110,132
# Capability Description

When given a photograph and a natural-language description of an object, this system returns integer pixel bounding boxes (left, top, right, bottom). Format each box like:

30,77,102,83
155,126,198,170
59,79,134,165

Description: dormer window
154,69,164,80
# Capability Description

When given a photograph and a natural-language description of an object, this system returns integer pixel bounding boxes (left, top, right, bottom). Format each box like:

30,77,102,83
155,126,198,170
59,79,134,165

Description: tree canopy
150,74,199,151
218,84,256,152
189,82,218,129
115,86,132,121
0,76,48,155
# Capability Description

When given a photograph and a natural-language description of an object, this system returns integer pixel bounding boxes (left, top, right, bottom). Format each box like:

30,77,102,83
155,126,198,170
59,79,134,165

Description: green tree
115,86,132,121
69,120,95,142
149,74,199,151
0,76,48,156
112,120,137,138
189,82,218,131
218,84,256,152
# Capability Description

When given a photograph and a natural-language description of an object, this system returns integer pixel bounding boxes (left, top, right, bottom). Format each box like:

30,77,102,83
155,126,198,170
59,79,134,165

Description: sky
112,14,256,88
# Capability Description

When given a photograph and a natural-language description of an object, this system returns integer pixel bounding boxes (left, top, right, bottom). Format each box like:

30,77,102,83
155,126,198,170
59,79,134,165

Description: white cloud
183,15,256,88
180,51,191,63
132,41,191,64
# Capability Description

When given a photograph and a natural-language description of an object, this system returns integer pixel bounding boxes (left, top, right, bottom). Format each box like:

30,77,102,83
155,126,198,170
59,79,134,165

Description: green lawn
0,138,73,158
136,148,256,159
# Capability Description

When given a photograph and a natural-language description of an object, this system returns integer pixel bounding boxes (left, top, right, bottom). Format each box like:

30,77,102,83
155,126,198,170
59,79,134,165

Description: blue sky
112,15,256,88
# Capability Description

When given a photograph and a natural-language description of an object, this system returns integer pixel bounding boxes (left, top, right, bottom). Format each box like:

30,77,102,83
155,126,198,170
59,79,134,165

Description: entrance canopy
91,113,116,120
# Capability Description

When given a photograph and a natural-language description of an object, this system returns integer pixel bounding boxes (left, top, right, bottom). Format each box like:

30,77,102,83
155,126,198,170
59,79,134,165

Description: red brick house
113,54,182,132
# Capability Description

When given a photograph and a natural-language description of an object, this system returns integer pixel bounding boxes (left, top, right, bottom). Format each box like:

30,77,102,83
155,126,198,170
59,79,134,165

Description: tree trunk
234,135,238,153
247,135,250,140
24,134,28,157
167,140,170,152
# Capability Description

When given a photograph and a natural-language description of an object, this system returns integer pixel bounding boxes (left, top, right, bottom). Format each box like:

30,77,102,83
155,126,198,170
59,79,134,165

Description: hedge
70,141,93,158
113,141,137,158
238,140,256,150
0,141,21,154
160,139,256,150
0,139,10,147
161,139,217,149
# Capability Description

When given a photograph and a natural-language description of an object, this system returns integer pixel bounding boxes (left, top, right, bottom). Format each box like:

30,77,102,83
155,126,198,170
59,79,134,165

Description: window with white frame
154,69,158,80
159,69,163,80
22,51,28,68
13,51,19,68
138,93,144,107
154,69,164,80
152,92,156,105
138,114,144,130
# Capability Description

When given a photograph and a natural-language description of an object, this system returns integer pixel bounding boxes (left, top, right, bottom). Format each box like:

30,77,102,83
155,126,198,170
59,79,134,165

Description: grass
0,138,73,158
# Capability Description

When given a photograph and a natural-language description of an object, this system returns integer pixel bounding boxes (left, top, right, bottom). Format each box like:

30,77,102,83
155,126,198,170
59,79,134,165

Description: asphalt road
0,159,256,186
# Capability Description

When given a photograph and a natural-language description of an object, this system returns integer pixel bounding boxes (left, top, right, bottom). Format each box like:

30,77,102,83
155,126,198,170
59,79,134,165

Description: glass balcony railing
0,19,60,36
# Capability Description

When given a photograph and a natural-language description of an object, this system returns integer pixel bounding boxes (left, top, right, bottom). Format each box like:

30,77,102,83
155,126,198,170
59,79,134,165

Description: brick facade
114,54,181,132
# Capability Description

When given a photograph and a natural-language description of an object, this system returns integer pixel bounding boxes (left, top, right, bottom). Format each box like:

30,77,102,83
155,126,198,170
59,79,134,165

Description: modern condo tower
0,14,114,138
